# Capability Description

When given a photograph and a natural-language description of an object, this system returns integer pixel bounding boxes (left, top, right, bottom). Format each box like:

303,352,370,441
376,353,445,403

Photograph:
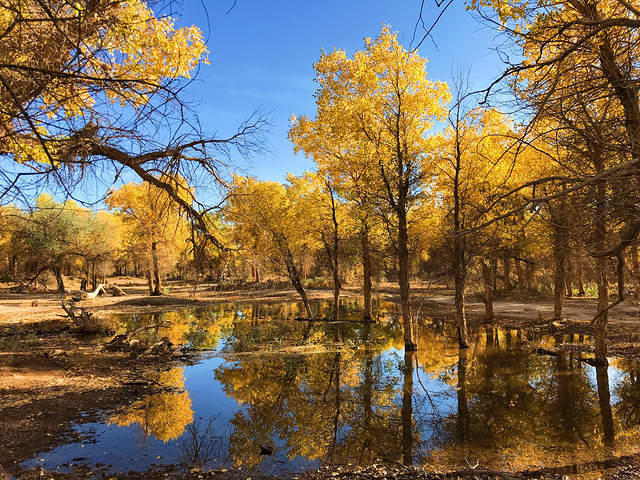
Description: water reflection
22,299,640,477
109,368,193,443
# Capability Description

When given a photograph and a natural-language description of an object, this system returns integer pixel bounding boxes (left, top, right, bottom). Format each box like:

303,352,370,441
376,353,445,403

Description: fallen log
64,283,108,301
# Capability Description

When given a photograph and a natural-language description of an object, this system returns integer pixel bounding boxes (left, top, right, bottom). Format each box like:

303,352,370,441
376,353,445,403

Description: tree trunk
491,257,498,292
482,259,494,323
398,208,416,350
503,255,511,292
53,267,65,293
457,348,470,445
91,262,97,291
632,241,639,295
329,185,341,320
146,269,154,295
453,255,469,347
526,261,535,290
552,209,567,320
565,253,573,297
452,130,469,348
401,350,415,466
361,224,373,321
596,365,615,448
151,240,162,296
576,258,585,296
515,259,524,288
595,255,609,364
594,157,609,366
283,247,312,318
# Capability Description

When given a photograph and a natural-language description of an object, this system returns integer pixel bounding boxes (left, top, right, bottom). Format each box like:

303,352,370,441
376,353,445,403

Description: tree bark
552,208,567,320
53,267,65,293
594,157,609,366
565,253,574,298
482,259,494,322
401,350,415,466
398,207,416,350
503,255,511,292
596,365,615,448
361,224,373,321
151,240,162,296
576,257,585,296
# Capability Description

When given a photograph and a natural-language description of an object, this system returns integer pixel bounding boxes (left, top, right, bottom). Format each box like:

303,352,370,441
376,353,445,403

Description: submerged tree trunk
594,158,609,365
402,349,415,466
398,208,416,350
283,246,312,318
361,224,373,321
596,365,615,448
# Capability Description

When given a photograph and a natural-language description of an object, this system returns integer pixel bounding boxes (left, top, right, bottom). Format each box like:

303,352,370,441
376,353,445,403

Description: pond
23,298,640,478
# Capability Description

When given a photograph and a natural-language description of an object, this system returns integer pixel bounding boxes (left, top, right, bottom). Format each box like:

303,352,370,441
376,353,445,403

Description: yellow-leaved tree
475,0,640,365
0,1,265,250
290,27,450,349
106,179,189,295
225,176,319,318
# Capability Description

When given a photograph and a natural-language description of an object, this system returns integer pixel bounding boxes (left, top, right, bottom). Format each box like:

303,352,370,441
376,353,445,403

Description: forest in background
1,1,640,369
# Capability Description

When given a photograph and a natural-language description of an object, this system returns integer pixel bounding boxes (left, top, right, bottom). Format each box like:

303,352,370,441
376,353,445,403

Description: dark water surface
23,298,640,477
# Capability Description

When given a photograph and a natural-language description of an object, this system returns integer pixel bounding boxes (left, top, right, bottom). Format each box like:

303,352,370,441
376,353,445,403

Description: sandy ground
1,277,640,479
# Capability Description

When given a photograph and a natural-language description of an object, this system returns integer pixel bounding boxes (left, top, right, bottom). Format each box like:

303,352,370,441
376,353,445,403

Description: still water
24,298,640,477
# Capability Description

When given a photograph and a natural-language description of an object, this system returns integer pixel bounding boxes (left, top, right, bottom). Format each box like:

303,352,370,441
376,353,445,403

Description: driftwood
60,298,112,333
105,321,175,356
64,283,108,302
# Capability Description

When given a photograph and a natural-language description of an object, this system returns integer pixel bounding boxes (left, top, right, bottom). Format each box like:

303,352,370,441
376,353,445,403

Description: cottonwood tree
0,0,266,249
290,115,381,321
225,176,317,318
290,27,450,349
474,0,640,364
3,194,119,291
106,179,189,295
288,172,352,320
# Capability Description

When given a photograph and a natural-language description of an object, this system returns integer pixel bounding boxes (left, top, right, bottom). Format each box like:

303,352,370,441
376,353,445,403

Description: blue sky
172,1,504,183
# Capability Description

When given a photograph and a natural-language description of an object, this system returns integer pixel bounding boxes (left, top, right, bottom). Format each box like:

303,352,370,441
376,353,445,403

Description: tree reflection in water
177,416,222,469
104,300,640,474
109,368,194,443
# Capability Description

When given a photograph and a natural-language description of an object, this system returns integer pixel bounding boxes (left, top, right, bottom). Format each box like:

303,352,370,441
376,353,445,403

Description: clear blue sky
173,1,503,183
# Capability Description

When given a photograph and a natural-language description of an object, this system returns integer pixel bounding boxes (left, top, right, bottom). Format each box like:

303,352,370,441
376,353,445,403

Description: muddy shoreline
2,279,640,479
